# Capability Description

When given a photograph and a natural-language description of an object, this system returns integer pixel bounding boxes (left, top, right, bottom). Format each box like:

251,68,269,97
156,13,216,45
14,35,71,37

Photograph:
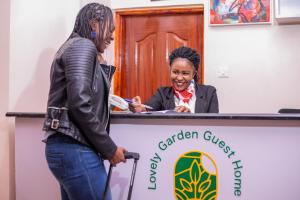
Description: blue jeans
45,134,112,200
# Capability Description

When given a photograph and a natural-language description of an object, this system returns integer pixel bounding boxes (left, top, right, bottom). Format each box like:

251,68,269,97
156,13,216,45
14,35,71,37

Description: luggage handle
124,151,140,160
103,151,140,200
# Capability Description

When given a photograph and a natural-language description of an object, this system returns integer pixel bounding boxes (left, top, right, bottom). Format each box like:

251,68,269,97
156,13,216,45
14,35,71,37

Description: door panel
136,34,156,99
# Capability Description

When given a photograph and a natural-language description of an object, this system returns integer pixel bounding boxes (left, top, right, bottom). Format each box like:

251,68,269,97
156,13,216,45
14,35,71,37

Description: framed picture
209,0,271,25
275,0,300,24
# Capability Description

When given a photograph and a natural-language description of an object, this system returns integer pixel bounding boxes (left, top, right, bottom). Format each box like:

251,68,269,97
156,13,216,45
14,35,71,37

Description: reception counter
6,112,300,200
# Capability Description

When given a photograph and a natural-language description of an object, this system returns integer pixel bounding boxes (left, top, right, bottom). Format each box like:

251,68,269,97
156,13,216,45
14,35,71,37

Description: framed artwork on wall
275,0,300,24
209,0,271,25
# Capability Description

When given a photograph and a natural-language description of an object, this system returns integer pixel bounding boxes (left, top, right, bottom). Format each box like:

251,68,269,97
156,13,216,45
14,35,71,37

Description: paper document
109,94,129,110
141,110,177,114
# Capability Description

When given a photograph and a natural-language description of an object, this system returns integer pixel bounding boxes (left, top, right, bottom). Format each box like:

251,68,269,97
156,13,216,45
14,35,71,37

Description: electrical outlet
217,66,229,78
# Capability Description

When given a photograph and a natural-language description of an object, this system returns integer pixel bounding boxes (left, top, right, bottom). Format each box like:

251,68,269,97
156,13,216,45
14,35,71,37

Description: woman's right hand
109,147,126,166
129,96,146,113
175,105,191,113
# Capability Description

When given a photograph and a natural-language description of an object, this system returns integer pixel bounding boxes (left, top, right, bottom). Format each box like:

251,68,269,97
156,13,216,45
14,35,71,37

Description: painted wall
9,0,80,112
0,0,12,199
111,0,300,113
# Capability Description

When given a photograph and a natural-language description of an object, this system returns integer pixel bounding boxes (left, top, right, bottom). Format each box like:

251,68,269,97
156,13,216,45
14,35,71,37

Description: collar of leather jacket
100,64,116,82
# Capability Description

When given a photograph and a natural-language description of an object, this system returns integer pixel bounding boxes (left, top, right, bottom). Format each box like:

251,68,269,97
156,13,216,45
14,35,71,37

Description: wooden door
114,6,204,102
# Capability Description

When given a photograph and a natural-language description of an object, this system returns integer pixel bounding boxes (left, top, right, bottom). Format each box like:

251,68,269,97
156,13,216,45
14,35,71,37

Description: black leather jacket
43,36,117,159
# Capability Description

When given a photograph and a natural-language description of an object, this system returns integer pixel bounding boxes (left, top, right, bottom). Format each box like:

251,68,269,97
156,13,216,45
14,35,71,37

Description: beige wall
9,0,80,112
0,0,13,199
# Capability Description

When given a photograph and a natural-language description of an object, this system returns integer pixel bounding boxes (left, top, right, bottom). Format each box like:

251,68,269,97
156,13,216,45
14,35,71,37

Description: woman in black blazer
132,46,219,113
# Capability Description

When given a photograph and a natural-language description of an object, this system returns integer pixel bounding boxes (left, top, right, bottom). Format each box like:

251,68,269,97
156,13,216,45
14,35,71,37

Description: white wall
81,0,111,6
111,0,300,113
206,24,300,113
0,0,12,199
9,0,81,112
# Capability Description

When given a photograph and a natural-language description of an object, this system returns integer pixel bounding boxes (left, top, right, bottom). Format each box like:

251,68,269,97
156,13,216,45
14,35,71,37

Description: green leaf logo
174,151,218,200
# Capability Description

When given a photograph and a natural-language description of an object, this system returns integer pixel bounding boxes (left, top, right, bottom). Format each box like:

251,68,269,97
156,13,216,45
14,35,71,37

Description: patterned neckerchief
173,80,195,104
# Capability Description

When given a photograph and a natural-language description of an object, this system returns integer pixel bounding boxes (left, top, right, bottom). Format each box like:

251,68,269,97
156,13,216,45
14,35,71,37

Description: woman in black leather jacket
43,3,126,200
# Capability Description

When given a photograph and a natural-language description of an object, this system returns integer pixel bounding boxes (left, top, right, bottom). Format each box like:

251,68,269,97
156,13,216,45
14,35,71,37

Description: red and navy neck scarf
173,81,195,104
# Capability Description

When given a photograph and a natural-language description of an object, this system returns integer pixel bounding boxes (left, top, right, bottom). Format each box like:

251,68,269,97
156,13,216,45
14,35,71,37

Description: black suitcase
103,152,140,200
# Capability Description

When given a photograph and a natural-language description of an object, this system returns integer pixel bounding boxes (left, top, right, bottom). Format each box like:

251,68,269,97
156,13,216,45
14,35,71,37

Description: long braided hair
169,46,200,82
69,3,114,46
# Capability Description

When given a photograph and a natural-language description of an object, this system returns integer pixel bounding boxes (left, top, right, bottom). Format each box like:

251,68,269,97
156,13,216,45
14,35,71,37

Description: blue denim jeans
45,134,112,200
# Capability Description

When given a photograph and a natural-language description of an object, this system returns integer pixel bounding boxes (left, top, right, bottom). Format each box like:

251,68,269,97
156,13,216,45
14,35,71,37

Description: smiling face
170,58,196,91
89,10,115,53
92,18,115,53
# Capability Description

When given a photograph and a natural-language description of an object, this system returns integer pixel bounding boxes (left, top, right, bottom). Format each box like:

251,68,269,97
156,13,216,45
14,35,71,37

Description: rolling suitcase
103,151,140,200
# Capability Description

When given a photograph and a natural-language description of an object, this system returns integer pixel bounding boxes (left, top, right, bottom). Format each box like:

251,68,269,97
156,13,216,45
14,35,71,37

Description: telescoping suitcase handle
103,151,140,200
124,151,140,160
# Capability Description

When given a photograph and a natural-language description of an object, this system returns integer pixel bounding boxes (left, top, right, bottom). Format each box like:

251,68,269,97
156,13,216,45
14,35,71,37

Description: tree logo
174,151,218,200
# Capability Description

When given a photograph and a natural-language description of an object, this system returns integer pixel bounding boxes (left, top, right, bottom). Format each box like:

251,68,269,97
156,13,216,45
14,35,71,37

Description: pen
124,98,154,110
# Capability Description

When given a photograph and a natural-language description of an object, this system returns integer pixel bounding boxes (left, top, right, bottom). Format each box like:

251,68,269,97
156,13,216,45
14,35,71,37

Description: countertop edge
5,112,300,120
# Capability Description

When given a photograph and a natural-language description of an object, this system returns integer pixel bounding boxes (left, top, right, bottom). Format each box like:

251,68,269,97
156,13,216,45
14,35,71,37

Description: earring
91,31,97,39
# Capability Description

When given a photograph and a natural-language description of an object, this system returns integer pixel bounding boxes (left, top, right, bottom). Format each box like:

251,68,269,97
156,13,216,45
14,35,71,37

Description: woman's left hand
175,106,191,113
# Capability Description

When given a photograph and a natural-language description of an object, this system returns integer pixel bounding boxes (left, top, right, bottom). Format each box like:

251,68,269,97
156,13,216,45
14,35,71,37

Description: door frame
114,5,204,96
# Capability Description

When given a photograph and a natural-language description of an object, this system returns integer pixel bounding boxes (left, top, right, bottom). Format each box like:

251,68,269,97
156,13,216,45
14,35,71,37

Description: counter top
6,112,300,120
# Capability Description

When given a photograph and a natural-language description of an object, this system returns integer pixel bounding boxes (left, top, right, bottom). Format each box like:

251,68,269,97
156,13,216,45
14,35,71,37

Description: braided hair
69,3,114,42
169,46,200,82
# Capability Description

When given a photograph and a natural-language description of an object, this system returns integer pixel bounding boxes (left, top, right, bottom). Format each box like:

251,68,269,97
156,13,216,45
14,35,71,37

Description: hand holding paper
124,98,153,110
109,94,129,110
128,96,153,113
109,94,153,112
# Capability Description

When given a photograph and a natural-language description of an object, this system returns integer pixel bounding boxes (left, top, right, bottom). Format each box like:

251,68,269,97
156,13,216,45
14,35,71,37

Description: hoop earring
91,31,97,39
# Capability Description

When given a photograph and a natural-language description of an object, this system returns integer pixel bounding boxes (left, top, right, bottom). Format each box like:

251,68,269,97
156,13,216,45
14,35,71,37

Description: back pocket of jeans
46,152,65,179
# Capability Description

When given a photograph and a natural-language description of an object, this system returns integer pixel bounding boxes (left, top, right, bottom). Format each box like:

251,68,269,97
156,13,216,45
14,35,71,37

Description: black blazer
145,84,219,113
